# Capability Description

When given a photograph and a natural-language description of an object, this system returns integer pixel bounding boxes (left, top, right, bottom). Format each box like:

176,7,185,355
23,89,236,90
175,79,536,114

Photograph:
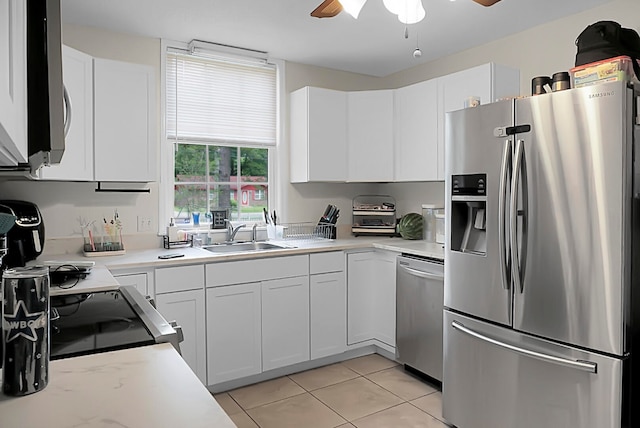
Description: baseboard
207,344,395,393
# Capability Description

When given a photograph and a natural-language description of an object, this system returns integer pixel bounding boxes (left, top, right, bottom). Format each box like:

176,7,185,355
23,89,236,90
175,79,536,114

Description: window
165,45,277,225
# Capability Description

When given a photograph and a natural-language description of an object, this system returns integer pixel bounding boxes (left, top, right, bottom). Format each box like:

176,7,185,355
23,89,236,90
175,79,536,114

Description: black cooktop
50,290,155,360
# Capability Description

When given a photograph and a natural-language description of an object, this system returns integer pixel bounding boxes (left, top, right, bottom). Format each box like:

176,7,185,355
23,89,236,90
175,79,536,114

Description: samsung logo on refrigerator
588,91,615,99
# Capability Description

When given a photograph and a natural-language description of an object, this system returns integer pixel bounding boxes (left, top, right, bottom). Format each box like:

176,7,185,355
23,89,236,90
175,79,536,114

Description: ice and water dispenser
450,174,487,256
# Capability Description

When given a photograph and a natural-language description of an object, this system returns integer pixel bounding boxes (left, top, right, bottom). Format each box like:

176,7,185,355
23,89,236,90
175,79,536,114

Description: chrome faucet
251,223,258,242
225,220,246,242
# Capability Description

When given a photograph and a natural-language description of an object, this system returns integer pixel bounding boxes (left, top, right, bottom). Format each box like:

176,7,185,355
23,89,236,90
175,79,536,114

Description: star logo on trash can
2,301,45,342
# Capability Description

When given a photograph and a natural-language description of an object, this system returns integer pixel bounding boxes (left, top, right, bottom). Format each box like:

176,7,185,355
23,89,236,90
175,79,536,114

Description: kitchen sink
203,241,290,254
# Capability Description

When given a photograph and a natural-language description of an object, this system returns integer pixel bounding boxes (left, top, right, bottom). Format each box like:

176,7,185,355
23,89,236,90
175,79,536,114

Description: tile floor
214,354,451,428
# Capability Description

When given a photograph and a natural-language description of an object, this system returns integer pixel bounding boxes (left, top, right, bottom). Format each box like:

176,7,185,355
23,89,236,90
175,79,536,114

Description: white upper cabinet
347,90,394,182
437,63,519,179
38,50,158,182
0,0,27,166
40,46,94,180
290,87,347,182
289,63,519,183
93,58,156,182
394,79,438,182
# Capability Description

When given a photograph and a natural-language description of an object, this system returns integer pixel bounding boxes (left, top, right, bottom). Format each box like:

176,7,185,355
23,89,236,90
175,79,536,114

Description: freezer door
512,82,632,356
445,101,514,326
443,310,623,428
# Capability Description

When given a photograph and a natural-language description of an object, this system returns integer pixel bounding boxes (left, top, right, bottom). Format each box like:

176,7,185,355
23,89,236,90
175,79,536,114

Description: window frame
159,39,284,233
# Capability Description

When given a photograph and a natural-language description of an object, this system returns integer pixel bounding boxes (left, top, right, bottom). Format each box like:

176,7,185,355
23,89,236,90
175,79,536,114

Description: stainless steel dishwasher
396,254,444,382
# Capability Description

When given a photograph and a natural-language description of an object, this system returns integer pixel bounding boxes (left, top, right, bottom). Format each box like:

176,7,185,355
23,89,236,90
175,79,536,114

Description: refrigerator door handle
399,265,444,281
498,138,512,290
510,139,524,293
451,320,598,373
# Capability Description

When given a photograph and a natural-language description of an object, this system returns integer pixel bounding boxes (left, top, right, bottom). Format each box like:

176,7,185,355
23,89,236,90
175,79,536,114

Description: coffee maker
0,201,45,269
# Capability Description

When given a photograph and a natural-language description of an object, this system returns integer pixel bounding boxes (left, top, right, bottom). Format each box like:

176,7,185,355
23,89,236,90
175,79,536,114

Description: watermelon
398,213,424,240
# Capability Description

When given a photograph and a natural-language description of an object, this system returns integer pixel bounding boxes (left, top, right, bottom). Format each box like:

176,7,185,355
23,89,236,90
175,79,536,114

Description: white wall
3,0,637,248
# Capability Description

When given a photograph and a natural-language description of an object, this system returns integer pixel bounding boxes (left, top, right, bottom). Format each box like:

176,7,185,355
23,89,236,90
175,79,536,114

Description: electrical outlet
137,216,152,232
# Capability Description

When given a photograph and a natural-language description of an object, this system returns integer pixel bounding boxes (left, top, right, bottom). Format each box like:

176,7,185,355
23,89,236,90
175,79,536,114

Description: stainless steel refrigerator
443,80,640,428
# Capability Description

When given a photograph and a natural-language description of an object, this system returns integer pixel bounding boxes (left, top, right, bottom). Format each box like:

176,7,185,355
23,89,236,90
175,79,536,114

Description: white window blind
166,51,276,146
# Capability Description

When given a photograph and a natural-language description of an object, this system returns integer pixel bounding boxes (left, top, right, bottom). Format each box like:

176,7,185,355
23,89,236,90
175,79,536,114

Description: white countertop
48,264,120,296
0,343,236,428
39,237,444,273
372,238,445,260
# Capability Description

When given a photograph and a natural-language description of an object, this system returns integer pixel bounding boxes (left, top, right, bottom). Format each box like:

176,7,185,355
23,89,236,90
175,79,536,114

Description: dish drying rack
279,222,336,242
163,234,194,249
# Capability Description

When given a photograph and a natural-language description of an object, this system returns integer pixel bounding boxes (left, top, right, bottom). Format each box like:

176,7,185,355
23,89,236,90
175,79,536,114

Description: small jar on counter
422,204,444,244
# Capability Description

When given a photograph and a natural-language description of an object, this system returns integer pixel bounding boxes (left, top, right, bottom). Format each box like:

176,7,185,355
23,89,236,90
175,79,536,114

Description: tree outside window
174,144,268,224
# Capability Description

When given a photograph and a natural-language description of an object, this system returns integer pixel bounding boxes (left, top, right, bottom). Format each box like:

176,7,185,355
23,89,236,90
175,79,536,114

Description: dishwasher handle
399,264,444,281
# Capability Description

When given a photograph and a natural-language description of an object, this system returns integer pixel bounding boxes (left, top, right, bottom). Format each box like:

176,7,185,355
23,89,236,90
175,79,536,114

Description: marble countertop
0,343,236,428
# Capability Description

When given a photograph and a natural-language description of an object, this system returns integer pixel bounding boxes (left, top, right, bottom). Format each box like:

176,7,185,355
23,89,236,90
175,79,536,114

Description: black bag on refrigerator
574,20,640,80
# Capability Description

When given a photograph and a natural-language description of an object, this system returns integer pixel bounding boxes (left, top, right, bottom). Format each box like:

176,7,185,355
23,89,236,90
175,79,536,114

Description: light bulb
383,0,403,15
397,0,425,24
413,48,422,58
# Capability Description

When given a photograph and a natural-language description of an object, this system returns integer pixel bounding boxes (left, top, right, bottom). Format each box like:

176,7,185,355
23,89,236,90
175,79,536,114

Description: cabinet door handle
314,279,337,285
267,282,303,290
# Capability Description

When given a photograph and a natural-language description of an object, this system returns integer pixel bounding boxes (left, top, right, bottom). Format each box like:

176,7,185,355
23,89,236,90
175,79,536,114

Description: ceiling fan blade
472,0,501,6
311,0,343,18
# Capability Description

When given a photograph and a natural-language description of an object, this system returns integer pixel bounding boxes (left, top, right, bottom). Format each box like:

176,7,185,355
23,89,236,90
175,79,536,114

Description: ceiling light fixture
340,0,367,18
383,0,426,24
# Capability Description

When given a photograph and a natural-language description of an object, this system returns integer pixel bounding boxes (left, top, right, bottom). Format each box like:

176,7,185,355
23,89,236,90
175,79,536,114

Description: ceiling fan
311,0,502,19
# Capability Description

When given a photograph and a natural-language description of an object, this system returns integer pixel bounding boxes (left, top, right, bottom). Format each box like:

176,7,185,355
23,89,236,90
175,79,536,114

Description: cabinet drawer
206,255,309,287
310,251,344,274
155,265,204,294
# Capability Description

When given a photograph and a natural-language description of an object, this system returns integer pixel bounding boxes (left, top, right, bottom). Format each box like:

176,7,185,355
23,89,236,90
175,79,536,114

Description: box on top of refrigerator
570,55,639,88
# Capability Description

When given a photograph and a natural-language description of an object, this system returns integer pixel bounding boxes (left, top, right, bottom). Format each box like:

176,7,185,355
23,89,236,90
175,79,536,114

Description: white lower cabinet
311,271,346,359
347,251,377,344
112,272,149,296
347,250,396,348
374,250,396,347
206,282,262,385
262,276,310,371
155,289,207,383
154,265,206,383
